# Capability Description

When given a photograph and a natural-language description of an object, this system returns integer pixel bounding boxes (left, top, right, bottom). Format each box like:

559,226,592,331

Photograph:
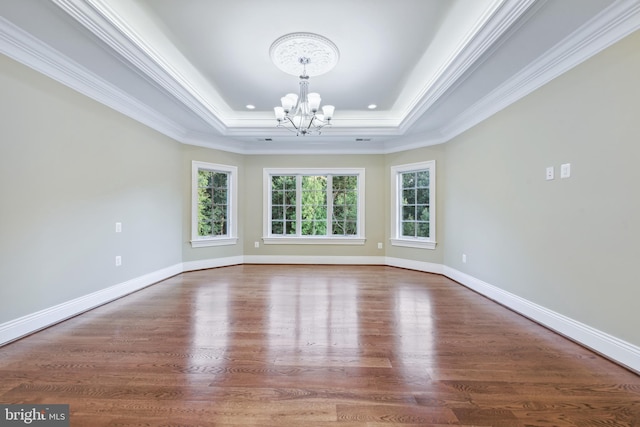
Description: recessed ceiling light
368,104,377,109
246,104,256,110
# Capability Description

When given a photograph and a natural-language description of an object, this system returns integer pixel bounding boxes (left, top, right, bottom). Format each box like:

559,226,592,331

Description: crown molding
441,0,640,140
397,0,540,134
51,0,228,133
3,0,638,155
0,16,188,141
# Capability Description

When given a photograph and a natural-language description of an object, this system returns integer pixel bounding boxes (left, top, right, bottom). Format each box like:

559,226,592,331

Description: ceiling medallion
269,32,339,77
270,33,339,136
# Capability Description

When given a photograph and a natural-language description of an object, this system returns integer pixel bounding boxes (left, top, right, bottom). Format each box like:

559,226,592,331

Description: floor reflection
267,274,360,362
191,282,228,352
393,283,435,377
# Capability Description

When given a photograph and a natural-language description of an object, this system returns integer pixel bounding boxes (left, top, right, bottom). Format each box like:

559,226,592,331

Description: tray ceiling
1,0,639,153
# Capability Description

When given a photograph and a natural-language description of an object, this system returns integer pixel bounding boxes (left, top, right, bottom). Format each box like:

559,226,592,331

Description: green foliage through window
270,174,359,237
198,170,229,237
331,175,358,236
400,170,429,238
271,175,297,235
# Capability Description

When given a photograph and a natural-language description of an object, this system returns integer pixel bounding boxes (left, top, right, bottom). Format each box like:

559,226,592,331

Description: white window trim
390,160,436,250
191,161,238,248
262,168,366,245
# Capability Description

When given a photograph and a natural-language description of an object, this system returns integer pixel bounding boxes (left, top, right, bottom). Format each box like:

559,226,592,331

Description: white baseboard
385,256,444,275
182,256,244,272
0,263,182,346
443,266,640,374
2,257,638,374
243,255,386,265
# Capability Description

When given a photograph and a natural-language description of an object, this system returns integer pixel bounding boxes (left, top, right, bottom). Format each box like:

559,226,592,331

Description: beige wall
443,29,640,346
0,54,183,323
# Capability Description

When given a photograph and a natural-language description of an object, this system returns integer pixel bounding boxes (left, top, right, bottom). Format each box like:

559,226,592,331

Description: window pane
285,190,296,205
198,219,212,237
417,222,429,238
333,175,357,190
198,187,213,205
272,190,283,205
302,176,327,236
402,221,415,237
417,171,429,187
402,205,415,221
285,206,296,220
332,176,358,236
199,170,213,188
272,206,283,220
333,205,345,220
346,207,357,221
303,220,326,235
213,172,228,188
271,221,283,235
345,221,357,235
418,206,429,222
285,221,296,234
283,176,296,190
417,188,429,204
402,189,415,204
402,172,415,188
212,220,226,236
213,189,227,204
215,206,227,221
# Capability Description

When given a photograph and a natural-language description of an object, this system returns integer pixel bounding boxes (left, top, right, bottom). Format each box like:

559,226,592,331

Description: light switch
560,163,571,179
115,222,122,233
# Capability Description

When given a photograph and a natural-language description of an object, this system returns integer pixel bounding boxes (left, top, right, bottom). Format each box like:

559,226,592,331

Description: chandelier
270,33,339,136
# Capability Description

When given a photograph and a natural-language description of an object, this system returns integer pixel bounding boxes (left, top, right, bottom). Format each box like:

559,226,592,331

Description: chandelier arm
277,121,300,134
285,116,300,131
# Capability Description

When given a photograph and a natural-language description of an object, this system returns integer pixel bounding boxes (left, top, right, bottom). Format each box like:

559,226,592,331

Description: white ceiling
1,0,639,153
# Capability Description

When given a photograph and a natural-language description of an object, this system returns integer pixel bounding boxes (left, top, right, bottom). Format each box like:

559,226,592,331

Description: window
390,161,436,249
263,168,365,244
191,161,238,247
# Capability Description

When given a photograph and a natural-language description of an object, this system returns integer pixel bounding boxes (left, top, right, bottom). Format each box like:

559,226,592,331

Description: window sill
191,237,238,248
263,237,366,245
390,238,436,250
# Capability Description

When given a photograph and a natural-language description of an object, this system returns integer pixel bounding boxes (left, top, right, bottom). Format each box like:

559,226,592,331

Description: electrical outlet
115,222,122,233
115,256,122,266
546,166,554,180
377,242,383,249
254,241,259,248
462,254,467,264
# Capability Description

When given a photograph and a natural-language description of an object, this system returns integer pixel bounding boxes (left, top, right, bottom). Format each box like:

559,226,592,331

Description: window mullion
326,175,333,235
296,175,302,236
396,173,402,238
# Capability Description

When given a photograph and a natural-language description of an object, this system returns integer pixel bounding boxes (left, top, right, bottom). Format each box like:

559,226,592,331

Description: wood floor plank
1,265,639,426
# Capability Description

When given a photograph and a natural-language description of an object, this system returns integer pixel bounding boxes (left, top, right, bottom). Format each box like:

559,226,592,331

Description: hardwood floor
1,265,639,426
